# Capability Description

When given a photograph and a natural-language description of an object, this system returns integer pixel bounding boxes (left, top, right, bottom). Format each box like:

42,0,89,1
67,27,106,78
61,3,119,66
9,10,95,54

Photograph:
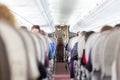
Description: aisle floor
53,62,70,80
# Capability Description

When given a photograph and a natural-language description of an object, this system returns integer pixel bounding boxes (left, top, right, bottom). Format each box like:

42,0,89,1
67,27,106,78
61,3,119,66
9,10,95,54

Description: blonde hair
0,3,16,27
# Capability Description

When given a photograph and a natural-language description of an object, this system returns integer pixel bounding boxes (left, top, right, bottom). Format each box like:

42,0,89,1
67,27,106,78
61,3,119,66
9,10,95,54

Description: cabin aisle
53,62,70,80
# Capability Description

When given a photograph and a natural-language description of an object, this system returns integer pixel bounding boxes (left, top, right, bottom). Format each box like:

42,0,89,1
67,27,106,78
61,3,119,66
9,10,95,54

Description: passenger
100,25,113,32
85,31,95,42
81,31,95,66
0,3,16,27
71,32,81,61
81,31,87,36
84,26,113,79
31,25,46,36
115,24,120,27
76,31,80,36
112,23,120,31
20,26,28,30
31,25,40,33
114,24,120,30
68,31,87,80
68,32,83,80
31,25,48,80
37,62,48,80
90,25,113,80
40,30,46,35
75,31,94,79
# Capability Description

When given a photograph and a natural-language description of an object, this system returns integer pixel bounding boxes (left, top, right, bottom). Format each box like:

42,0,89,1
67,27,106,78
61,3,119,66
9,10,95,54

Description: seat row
67,25,120,80
0,21,57,80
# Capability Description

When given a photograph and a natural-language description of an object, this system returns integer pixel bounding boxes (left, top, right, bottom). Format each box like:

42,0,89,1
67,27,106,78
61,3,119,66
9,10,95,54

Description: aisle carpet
53,62,70,80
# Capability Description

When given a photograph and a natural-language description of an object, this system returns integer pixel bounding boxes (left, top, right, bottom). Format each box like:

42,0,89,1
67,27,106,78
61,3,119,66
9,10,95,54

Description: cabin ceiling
0,0,55,33
0,0,120,33
48,0,103,26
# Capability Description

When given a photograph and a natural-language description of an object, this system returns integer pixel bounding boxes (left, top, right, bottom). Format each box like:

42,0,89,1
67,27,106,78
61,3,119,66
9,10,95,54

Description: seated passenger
31,25,40,33
31,25,48,80
100,25,113,32
81,31,95,66
40,30,46,35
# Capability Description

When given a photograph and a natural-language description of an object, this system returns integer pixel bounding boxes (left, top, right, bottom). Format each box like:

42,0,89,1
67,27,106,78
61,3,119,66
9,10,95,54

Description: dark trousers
37,62,47,80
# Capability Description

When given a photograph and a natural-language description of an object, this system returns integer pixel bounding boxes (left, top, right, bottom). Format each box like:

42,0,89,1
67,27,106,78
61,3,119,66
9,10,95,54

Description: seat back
102,29,120,76
35,33,46,64
91,31,110,71
68,36,79,52
85,33,100,63
78,36,85,58
0,35,10,80
112,61,117,80
42,36,49,57
30,33,42,63
19,30,40,79
0,22,27,80
116,39,120,80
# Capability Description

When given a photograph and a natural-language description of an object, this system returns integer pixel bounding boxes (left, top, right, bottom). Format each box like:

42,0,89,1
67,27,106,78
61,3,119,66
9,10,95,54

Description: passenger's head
20,26,27,30
114,24,120,28
100,25,113,32
48,34,53,37
31,25,40,33
81,31,87,36
0,3,16,27
76,31,80,36
85,31,95,42
40,30,46,35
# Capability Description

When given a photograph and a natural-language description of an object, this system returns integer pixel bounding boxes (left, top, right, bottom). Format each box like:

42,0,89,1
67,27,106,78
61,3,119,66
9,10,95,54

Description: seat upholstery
116,39,120,80
78,36,85,58
0,22,28,80
35,33,48,64
0,35,10,80
102,29,120,77
30,33,43,63
85,33,100,63
19,30,40,79
91,31,110,71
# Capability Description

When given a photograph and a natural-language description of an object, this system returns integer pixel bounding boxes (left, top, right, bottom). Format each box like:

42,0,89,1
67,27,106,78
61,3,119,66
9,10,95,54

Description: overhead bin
72,0,120,32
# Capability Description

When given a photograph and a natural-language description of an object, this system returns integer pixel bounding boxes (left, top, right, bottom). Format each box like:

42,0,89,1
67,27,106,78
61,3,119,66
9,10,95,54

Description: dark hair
85,31,95,42
76,31,80,36
114,24,120,28
100,25,113,32
31,25,40,30
21,26,27,30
